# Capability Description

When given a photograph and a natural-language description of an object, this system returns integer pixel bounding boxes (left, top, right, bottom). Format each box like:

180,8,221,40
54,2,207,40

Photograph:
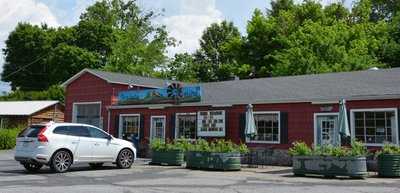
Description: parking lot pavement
1,150,400,193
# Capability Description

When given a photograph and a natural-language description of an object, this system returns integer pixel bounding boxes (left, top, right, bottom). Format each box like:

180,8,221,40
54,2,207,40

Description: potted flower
150,138,186,166
377,144,400,177
289,141,368,178
186,139,249,171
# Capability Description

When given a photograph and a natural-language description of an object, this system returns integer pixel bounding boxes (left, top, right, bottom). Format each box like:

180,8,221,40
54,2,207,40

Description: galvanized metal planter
186,151,241,171
377,154,400,177
292,156,367,178
151,150,184,166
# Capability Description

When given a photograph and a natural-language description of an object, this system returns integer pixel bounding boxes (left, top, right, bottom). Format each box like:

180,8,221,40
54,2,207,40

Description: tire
51,150,73,173
116,149,134,169
89,163,104,168
22,163,43,172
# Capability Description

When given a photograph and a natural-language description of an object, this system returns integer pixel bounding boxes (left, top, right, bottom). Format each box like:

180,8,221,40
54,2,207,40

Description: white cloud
162,0,223,57
0,0,59,82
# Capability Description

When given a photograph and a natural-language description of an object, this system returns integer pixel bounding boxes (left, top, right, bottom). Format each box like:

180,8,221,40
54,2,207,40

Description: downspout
107,107,111,133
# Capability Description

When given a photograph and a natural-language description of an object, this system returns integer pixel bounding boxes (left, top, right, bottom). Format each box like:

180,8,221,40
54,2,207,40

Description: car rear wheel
22,163,43,172
89,163,104,168
116,149,134,169
51,150,72,173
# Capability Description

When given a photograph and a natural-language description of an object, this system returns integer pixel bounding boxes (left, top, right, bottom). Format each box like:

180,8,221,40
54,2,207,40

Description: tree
158,53,197,82
193,21,248,82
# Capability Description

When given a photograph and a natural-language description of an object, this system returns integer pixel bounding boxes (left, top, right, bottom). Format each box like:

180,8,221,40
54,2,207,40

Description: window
53,126,71,135
351,108,398,145
18,126,45,137
69,126,90,137
197,110,225,137
176,113,197,139
151,116,166,140
119,115,140,138
88,127,109,139
248,112,280,143
73,102,101,128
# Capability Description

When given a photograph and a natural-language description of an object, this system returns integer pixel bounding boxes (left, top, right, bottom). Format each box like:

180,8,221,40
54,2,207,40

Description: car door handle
72,141,78,144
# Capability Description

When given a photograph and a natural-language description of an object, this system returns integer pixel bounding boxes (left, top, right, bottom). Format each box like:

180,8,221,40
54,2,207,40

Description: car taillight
37,127,48,142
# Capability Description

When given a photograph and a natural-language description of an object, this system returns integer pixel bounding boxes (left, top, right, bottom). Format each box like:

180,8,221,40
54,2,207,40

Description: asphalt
0,150,399,193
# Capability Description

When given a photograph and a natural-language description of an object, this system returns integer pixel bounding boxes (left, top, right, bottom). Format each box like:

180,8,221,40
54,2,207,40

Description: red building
63,68,400,165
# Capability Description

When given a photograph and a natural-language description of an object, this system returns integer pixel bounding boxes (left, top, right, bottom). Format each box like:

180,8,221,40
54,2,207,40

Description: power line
2,54,48,80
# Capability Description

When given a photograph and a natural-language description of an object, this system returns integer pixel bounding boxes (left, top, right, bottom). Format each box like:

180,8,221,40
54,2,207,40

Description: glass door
150,116,166,141
316,114,338,146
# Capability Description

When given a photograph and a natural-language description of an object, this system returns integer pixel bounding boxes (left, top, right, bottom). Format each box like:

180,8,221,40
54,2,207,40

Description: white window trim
197,110,226,137
246,111,281,144
118,114,140,139
72,101,102,128
350,108,399,146
313,112,339,147
150,115,166,141
175,112,197,139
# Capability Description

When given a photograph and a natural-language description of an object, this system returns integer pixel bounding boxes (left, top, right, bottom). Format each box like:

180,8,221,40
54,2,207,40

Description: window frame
197,110,226,137
246,111,281,144
350,108,399,146
150,115,166,141
175,112,197,140
118,114,141,138
72,101,102,128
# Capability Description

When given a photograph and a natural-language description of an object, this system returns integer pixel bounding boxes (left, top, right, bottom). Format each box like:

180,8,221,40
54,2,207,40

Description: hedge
0,128,21,150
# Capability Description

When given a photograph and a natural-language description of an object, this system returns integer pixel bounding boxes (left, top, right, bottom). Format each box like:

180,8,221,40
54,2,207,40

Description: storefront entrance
150,116,166,141
119,114,140,148
314,113,339,146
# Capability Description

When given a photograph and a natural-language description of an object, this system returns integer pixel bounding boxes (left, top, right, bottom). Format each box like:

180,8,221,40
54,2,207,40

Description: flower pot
292,156,367,178
151,150,184,166
186,151,241,171
377,154,400,177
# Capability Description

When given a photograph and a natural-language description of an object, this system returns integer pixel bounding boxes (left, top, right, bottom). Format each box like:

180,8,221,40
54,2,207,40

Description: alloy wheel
118,149,133,168
53,151,72,172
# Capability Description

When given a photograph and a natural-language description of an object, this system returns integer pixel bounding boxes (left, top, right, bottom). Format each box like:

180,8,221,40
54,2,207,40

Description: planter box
378,154,400,177
151,150,184,166
292,156,367,178
186,151,241,171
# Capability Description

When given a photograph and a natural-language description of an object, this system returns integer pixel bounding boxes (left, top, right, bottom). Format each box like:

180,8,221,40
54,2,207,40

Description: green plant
186,139,248,153
289,141,312,156
0,128,21,150
377,144,400,155
349,140,368,156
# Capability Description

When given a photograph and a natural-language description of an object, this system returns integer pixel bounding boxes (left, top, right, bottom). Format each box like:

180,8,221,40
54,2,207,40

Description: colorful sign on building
118,84,201,105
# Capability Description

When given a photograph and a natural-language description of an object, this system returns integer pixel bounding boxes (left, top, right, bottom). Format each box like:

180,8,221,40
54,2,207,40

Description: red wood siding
108,99,400,149
65,72,148,130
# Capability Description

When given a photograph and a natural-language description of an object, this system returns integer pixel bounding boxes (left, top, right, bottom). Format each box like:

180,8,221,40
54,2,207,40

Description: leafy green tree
0,85,65,103
193,20,248,82
158,53,197,82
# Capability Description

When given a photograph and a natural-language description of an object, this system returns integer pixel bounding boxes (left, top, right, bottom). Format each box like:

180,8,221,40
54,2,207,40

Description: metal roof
0,101,60,116
109,68,400,108
62,69,172,88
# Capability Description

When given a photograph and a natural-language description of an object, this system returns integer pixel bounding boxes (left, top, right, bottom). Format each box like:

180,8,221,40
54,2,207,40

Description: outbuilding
0,101,64,129
63,68,400,164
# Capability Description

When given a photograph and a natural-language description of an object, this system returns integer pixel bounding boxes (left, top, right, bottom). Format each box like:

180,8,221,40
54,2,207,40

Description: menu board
197,110,225,137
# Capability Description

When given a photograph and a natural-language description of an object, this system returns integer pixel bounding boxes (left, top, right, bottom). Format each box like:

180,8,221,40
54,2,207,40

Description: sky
0,0,351,93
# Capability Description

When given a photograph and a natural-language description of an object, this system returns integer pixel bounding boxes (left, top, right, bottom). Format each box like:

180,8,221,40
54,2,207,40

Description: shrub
150,138,188,152
0,128,21,150
378,144,400,155
289,141,312,156
289,140,367,157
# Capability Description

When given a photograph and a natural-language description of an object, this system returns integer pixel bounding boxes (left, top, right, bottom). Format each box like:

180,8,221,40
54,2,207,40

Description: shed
0,101,64,128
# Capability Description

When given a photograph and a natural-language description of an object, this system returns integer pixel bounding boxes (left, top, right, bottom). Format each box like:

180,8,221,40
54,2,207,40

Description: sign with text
118,85,201,105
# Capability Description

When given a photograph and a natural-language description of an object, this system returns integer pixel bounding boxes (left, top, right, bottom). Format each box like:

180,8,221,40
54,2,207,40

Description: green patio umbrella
245,104,257,137
338,99,350,146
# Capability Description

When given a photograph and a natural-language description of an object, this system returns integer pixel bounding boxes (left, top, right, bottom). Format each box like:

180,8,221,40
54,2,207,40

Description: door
150,116,166,141
87,126,117,162
315,114,339,146
69,126,93,162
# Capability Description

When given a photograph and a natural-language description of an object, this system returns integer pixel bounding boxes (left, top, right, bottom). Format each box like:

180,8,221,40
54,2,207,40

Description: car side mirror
107,135,112,140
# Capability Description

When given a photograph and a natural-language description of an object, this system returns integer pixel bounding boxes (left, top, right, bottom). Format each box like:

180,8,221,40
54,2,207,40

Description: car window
69,126,90,137
53,126,71,135
88,127,109,139
18,126,45,137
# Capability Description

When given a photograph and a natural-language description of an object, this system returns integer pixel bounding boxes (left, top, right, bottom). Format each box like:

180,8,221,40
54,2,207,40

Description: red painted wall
65,72,149,130
108,99,400,149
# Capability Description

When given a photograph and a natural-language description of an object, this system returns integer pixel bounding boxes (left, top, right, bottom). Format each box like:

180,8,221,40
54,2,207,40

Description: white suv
15,122,136,173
